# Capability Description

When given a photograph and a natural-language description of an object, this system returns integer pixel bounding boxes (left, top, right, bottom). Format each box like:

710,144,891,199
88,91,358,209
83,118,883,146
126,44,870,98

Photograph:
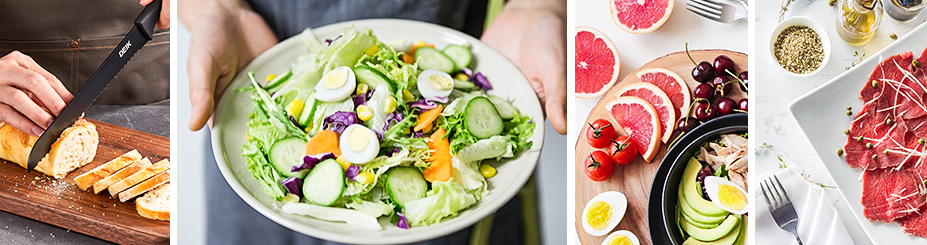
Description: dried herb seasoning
774,26,825,74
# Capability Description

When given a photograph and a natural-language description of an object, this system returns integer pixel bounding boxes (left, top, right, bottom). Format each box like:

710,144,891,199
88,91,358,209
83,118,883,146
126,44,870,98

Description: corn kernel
356,171,375,184
357,105,373,121
287,99,304,118
356,83,369,95
384,97,397,114
304,126,313,133
282,193,300,204
402,90,414,102
454,73,469,81
266,74,277,81
336,156,351,170
403,127,410,135
480,164,496,178
364,45,379,56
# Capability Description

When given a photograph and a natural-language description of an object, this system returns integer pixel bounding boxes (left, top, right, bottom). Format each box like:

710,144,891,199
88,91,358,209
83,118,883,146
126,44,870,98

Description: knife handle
134,0,162,40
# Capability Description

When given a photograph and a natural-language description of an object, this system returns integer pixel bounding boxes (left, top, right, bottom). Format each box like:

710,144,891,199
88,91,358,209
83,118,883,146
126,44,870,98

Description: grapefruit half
607,96,662,162
575,26,620,99
610,0,674,34
616,82,676,143
637,68,690,121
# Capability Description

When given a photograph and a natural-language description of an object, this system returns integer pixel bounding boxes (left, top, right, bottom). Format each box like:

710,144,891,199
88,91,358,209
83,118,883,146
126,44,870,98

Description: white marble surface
570,0,748,243
754,0,926,244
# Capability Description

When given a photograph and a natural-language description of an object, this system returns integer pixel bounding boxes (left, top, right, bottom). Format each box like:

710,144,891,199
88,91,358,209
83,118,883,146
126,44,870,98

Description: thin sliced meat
898,206,927,238
862,168,925,222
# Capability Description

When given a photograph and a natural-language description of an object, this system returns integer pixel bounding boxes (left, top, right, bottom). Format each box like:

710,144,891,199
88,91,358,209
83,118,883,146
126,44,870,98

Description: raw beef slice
862,168,925,222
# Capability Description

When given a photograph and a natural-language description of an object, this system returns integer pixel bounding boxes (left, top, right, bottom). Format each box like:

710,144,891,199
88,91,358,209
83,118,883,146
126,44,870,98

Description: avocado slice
681,210,724,229
681,214,739,242
681,218,741,245
681,157,728,216
733,215,746,245
679,189,726,225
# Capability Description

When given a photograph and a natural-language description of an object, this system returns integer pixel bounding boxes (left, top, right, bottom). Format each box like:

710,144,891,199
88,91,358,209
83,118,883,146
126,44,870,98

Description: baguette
93,158,151,194
118,169,170,202
108,159,169,196
0,118,99,179
136,183,170,221
74,150,141,190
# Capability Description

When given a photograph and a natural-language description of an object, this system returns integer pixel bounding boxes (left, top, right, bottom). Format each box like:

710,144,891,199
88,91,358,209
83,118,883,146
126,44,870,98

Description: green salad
239,26,535,230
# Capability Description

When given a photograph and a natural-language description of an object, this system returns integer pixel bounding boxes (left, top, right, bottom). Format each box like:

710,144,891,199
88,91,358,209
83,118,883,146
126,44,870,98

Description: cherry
677,117,701,133
694,83,714,100
739,99,748,112
714,55,735,75
738,71,748,92
692,61,715,83
694,102,719,122
712,75,732,97
717,98,737,116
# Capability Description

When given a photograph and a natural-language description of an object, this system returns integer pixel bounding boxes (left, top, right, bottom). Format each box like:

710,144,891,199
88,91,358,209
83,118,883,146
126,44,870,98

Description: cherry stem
685,43,697,66
724,70,748,92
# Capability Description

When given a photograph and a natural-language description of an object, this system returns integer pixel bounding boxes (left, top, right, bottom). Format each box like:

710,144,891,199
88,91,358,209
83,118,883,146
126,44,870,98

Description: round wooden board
574,50,747,245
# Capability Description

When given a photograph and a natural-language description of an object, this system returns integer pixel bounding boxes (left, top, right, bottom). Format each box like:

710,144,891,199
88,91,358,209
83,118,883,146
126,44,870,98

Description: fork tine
770,178,786,207
691,0,724,13
764,179,779,208
687,1,723,16
699,0,725,8
774,175,792,204
761,180,775,212
685,5,721,21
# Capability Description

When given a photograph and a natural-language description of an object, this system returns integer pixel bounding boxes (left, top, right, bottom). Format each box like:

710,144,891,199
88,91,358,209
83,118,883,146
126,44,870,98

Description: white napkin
755,168,853,245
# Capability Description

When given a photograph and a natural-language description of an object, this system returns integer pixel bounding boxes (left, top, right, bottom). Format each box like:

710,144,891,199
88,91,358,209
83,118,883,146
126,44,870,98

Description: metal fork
761,176,805,245
686,0,748,23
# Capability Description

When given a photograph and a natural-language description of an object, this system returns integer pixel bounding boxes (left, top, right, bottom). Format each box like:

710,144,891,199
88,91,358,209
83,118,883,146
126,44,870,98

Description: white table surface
755,1,926,245
570,0,748,243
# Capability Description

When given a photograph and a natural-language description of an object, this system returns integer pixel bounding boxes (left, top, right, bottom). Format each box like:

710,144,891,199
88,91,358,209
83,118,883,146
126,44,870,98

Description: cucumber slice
302,159,345,206
464,97,504,139
354,65,395,92
442,44,472,71
385,167,428,209
414,47,455,73
453,79,475,92
264,70,293,92
269,137,310,178
488,95,519,120
297,91,318,129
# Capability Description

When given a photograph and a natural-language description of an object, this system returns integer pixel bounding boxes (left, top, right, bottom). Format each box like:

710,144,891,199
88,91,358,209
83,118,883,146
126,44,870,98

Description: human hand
180,0,278,131
0,51,74,136
140,0,171,29
481,0,566,135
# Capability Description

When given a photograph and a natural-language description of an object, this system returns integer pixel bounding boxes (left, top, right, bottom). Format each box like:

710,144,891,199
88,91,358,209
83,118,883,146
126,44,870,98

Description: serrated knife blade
27,0,162,172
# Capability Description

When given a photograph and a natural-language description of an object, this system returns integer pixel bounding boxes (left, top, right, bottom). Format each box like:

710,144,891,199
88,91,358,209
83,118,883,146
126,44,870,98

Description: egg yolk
323,68,349,89
608,235,633,245
718,185,747,211
586,201,612,230
428,75,453,91
349,128,371,152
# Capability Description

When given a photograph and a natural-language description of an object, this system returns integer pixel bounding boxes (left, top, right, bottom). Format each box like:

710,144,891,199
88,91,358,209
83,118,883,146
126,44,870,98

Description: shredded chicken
698,134,749,190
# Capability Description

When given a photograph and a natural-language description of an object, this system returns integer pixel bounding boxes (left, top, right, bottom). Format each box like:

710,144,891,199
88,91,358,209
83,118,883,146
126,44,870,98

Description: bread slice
118,169,170,202
137,183,170,221
0,118,99,179
93,158,152,194
108,159,169,196
74,150,142,190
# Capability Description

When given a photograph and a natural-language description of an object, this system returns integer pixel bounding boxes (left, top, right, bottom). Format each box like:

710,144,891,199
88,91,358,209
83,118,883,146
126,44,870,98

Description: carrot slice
305,130,341,157
400,53,414,64
423,128,452,182
414,105,443,133
410,42,434,57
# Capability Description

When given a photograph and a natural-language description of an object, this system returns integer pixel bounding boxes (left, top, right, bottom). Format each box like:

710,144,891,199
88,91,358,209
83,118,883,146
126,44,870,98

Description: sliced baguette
0,118,99,179
93,158,151,194
108,159,169,196
74,150,142,190
137,183,170,221
118,169,170,202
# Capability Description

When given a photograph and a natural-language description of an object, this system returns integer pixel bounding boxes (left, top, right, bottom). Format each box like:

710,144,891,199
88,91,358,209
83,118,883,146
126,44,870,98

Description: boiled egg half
601,230,640,245
417,69,454,100
582,191,627,236
314,66,356,102
703,176,748,215
388,39,412,53
339,124,379,164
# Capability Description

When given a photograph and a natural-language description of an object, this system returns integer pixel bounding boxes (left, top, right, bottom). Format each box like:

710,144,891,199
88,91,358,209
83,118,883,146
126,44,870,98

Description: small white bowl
769,16,831,77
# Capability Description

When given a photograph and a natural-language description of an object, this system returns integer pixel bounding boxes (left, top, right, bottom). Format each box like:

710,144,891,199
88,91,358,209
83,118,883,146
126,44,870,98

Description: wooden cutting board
0,119,169,245
574,50,747,245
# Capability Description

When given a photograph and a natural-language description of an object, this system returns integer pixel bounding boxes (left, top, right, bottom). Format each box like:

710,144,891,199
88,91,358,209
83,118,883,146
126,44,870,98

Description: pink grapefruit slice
607,96,662,162
575,26,620,99
637,68,690,122
610,0,674,34
616,82,676,143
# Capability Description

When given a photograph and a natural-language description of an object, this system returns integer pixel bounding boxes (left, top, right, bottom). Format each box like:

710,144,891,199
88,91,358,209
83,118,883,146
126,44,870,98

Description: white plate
210,19,544,244
788,22,927,245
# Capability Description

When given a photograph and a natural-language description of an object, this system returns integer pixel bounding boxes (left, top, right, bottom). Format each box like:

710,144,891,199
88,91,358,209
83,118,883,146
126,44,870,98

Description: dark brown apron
0,1,169,105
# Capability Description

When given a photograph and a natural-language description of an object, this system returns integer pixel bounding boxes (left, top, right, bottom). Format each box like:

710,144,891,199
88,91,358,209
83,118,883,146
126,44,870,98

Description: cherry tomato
585,119,616,148
584,151,614,182
609,136,638,165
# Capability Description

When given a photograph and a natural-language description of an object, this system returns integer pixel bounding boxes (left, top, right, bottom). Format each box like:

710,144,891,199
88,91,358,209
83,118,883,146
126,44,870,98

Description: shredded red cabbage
696,164,714,200
412,131,424,138
288,115,300,128
281,177,303,197
324,35,342,46
345,165,360,181
396,212,410,229
352,89,374,109
292,153,336,172
383,111,404,132
323,111,359,134
385,147,401,157
461,67,492,90
408,97,448,110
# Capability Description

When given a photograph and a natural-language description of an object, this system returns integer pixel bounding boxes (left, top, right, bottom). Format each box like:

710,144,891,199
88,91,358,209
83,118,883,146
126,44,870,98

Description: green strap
484,0,506,30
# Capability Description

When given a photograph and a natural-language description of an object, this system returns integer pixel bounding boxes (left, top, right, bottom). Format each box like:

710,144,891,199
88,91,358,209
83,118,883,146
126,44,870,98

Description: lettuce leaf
456,136,513,163
281,203,382,231
451,158,489,199
345,198,394,218
403,179,477,226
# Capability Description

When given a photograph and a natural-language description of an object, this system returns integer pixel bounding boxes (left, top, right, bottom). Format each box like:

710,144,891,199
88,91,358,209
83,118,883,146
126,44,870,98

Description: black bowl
647,113,747,244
